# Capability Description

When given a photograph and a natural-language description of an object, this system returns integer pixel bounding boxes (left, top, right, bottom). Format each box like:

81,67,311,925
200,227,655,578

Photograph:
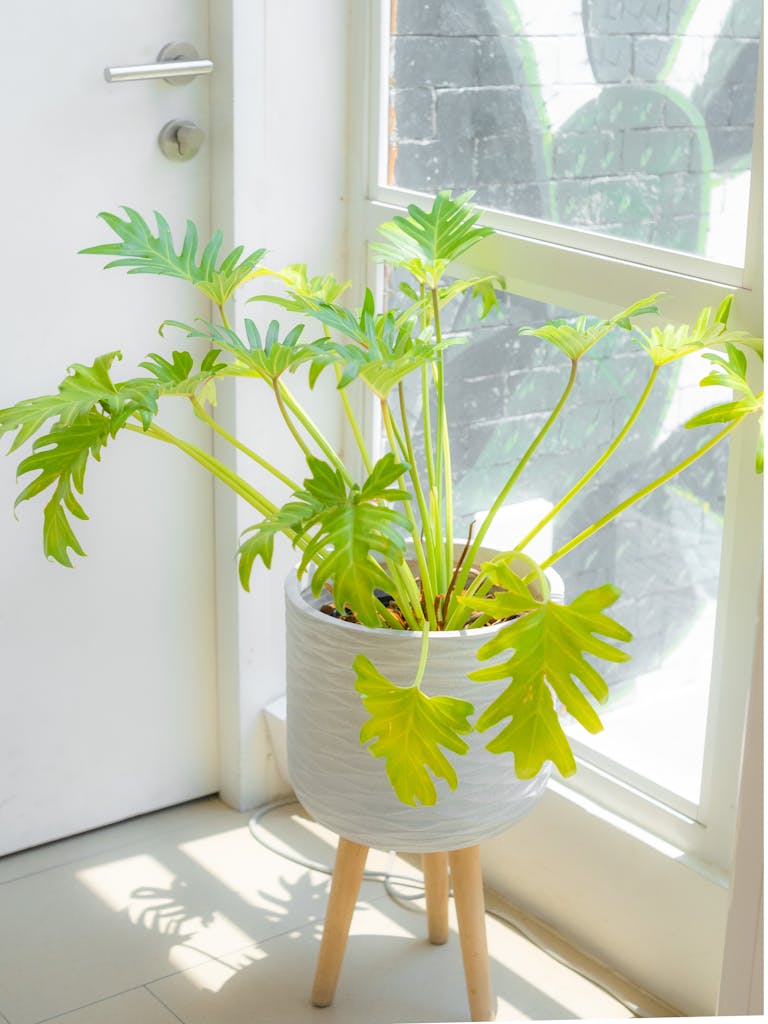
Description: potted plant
0,191,762,824
1,191,762,1019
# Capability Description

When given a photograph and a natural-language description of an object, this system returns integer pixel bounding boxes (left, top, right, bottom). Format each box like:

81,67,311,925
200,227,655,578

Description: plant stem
217,303,231,330
515,364,660,555
430,287,453,593
277,381,354,486
413,621,431,689
420,366,437,491
381,399,437,629
191,398,299,491
336,364,373,475
125,421,278,521
541,418,743,570
441,523,474,628
445,359,579,629
272,381,313,459
387,557,425,631
376,596,407,630
396,383,437,575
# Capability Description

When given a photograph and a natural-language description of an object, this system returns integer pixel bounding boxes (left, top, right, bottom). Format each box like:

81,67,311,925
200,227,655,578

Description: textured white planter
286,554,564,853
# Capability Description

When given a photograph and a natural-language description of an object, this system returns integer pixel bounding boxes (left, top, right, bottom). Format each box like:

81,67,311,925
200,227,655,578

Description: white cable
247,799,647,1016
248,798,424,903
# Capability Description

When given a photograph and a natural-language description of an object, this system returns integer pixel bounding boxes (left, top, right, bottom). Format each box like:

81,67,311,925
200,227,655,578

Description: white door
0,3,219,854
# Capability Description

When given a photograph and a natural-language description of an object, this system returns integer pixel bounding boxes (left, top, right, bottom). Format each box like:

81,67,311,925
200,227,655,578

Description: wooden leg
449,845,495,1022
422,851,450,945
311,837,369,1007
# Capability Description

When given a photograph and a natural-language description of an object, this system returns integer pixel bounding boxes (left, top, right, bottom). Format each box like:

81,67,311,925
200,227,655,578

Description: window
386,0,760,264
347,0,763,1009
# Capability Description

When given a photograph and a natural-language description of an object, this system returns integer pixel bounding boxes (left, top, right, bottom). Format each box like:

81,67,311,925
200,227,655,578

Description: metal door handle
105,42,213,86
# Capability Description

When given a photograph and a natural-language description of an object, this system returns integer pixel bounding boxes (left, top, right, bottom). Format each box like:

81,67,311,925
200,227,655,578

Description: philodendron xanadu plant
1,192,763,806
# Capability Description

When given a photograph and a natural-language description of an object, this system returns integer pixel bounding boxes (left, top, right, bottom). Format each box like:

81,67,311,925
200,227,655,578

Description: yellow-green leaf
355,655,474,806
468,583,632,778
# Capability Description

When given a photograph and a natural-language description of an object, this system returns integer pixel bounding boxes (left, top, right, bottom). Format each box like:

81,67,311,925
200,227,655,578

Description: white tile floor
0,798,633,1024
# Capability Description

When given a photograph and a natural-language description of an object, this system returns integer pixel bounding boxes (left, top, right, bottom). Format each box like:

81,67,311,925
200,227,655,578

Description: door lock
159,120,205,161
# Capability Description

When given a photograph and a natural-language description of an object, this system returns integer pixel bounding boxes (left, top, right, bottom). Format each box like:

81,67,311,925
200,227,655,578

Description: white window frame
344,1,763,1010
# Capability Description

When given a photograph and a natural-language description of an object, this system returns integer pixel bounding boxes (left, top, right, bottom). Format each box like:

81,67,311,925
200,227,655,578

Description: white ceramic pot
285,553,563,853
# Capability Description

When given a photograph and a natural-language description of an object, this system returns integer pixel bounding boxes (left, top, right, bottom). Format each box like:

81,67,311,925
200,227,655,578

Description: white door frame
209,0,351,809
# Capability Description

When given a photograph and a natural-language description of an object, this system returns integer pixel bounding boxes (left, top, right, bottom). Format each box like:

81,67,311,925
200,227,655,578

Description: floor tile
33,988,182,1024
148,898,631,1023
0,797,633,1024
0,801,401,1024
0,797,227,885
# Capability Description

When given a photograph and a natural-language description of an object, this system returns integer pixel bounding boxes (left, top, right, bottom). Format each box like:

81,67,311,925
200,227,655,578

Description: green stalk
444,359,579,630
376,596,408,630
386,557,425,631
413,621,432,689
515,365,660,555
418,282,438,493
126,421,279,522
541,418,743,570
277,381,354,486
396,381,439,577
272,381,313,459
191,398,299,491
335,365,373,475
420,365,437,491
381,399,437,629
431,287,453,593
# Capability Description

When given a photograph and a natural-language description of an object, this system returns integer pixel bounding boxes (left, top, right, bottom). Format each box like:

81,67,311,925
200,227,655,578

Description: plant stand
311,837,495,1022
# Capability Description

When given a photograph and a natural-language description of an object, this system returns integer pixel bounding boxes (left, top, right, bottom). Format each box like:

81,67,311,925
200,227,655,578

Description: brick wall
390,0,760,251
388,0,759,691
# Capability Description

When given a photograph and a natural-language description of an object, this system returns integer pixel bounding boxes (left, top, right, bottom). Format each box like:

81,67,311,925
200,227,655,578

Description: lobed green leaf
521,293,662,361
355,656,474,806
465,583,632,779
372,191,494,288
81,208,266,306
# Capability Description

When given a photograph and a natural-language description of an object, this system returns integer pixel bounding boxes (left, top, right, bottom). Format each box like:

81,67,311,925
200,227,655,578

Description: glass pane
387,0,761,263
387,274,729,805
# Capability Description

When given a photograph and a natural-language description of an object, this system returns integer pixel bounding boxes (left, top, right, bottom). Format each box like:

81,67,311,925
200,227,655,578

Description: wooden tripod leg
311,837,369,1007
449,845,495,1022
422,851,450,944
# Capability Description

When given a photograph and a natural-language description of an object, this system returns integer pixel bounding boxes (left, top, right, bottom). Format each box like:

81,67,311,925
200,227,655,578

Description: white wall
210,0,351,809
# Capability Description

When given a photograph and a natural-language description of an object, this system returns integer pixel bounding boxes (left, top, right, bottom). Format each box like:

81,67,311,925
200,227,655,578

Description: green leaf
14,412,114,566
632,300,762,366
465,570,632,779
134,349,229,409
0,352,160,450
247,262,351,312
81,208,266,306
520,293,662,361
162,317,311,384
299,301,460,398
0,352,175,564
238,454,410,621
237,504,308,589
298,453,411,623
485,676,576,779
372,191,493,288
355,656,475,806
685,343,764,432
399,273,506,325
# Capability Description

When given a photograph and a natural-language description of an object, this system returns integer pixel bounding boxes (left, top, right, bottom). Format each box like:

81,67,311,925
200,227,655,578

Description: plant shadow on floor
124,804,605,1023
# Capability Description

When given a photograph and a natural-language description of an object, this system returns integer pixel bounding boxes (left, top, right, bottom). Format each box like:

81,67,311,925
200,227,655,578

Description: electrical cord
248,797,425,906
247,798,659,1017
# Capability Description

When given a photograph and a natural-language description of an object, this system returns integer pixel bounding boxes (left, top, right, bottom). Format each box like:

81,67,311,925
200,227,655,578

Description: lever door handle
105,42,213,86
